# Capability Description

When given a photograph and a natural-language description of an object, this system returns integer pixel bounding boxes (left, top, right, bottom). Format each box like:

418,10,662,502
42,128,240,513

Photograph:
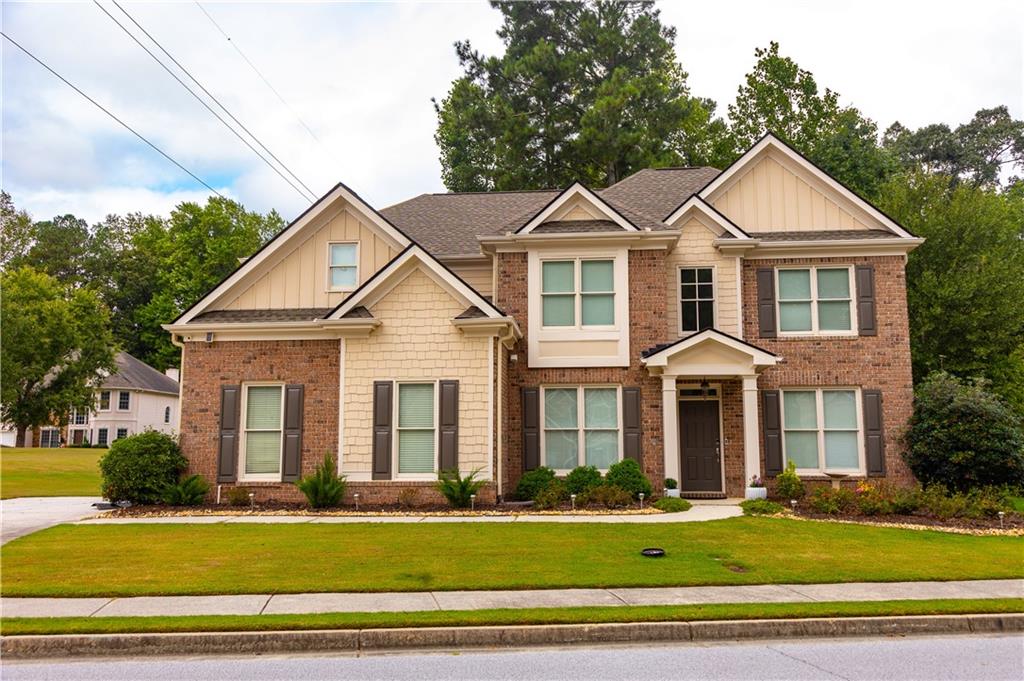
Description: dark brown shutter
863,389,885,476
217,385,241,483
372,381,393,480
282,384,304,482
622,387,642,463
855,264,877,336
438,380,459,471
756,268,777,338
762,390,783,476
522,387,540,471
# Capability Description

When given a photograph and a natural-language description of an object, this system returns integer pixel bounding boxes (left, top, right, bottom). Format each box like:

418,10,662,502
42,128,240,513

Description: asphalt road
4,634,1022,681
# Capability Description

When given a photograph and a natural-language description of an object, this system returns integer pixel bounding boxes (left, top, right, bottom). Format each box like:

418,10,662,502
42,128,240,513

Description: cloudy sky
2,1,1022,224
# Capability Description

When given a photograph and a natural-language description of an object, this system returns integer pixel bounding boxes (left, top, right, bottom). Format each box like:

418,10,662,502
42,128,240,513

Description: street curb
2,614,1021,659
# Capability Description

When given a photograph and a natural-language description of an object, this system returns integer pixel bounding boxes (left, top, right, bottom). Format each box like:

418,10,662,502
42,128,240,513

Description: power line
109,0,318,201
92,0,315,203
1,31,226,199
194,1,332,156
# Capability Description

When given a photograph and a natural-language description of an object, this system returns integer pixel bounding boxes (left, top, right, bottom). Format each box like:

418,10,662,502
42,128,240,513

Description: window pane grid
680,267,714,332
540,258,615,328
782,389,860,472
777,267,853,334
543,386,619,469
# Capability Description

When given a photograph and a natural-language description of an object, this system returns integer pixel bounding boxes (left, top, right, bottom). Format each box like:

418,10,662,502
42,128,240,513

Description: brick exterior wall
741,255,916,488
495,250,667,497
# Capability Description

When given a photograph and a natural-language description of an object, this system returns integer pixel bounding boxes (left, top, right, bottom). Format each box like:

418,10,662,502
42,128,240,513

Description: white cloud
2,1,1021,224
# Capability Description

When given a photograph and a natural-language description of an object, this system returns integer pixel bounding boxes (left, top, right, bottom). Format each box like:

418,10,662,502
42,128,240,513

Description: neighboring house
165,134,921,502
64,352,180,447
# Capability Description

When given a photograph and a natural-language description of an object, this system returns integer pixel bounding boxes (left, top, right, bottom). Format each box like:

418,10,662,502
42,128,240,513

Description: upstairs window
679,267,714,333
777,267,854,334
164,406,171,424
99,391,110,411
541,259,615,328
117,391,131,411
72,408,88,425
328,242,358,291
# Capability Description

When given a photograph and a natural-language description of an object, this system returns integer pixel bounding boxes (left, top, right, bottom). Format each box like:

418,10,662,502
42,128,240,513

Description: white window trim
539,257,617,331
775,266,858,337
780,387,865,476
238,382,286,483
164,406,172,424
539,385,623,473
98,391,111,412
392,379,439,481
97,427,109,446
677,265,718,335
527,247,630,368
115,427,129,441
326,241,360,293
116,391,131,412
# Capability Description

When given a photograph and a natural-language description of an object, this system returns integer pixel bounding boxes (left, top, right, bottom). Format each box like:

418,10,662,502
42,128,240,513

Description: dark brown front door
679,400,722,492
72,430,84,445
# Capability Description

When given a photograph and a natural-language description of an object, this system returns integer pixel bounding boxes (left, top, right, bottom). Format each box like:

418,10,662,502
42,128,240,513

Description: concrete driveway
1,497,105,544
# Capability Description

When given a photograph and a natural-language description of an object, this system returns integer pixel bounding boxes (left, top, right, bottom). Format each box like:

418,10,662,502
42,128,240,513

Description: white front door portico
641,329,778,496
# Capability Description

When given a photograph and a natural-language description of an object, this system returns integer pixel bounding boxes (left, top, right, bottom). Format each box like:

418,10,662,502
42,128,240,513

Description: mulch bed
793,510,1024,531
105,501,660,518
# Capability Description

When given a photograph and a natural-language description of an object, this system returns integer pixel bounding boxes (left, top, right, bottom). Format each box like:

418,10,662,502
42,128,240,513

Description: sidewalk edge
2,614,1021,659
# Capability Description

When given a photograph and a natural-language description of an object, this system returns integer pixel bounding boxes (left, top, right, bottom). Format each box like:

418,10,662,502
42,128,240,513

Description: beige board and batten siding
665,218,740,338
446,259,494,298
710,152,874,233
222,199,400,310
342,268,492,478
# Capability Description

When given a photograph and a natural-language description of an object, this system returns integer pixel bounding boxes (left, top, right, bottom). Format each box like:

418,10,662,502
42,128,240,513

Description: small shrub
904,371,1024,492
161,474,209,506
226,486,251,507
653,497,691,513
664,478,678,490
297,453,347,509
77,441,92,449
854,482,894,516
397,487,420,509
773,460,805,500
515,466,556,501
579,484,633,509
605,459,653,499
534,479,569,510
890,486,922,515
565,466,603,495
807,487,856,515
436,467,485,508
98,431,187,504
740,499,785,515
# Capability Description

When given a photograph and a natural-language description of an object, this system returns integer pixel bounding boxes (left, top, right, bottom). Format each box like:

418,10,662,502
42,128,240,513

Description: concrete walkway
72,504,744,526
0,497,106,544
3,579,1020,619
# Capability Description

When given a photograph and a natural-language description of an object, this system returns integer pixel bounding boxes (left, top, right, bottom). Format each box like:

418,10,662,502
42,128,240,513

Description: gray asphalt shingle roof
103,352,179,395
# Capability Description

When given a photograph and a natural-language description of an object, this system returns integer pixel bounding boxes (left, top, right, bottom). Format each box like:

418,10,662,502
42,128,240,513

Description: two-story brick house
165,134,922,503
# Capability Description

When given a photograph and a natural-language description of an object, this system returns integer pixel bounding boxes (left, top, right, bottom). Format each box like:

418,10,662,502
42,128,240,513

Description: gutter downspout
495,325,516,503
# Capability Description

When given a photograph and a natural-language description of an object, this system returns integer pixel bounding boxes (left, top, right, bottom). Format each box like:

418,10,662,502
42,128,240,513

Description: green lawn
0,447,103,499
2,517,1021,597
2,599,1020,636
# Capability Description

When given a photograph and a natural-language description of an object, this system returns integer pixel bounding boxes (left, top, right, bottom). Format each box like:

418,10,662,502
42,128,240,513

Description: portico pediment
640,329,777,376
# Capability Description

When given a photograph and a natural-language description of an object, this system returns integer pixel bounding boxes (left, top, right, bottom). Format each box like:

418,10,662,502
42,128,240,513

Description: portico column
742,375,760,490
662,375,679,484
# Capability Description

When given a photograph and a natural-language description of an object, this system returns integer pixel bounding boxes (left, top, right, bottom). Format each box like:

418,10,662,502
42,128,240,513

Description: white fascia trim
174,183,411,325
698,134,916,239
663,196,750,240
733,238,925,259
518,183,638,234
641,329,778,368
326,245,505,320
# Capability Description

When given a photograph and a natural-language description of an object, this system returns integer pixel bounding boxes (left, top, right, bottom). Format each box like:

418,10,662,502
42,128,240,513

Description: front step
680,492,727,500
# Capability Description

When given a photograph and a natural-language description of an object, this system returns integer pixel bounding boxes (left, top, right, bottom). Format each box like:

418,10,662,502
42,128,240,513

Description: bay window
782,388,862,473
542,386,620,470
397,383,435,474
241,384,284,479
777,267,854,334
541,259,615,328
